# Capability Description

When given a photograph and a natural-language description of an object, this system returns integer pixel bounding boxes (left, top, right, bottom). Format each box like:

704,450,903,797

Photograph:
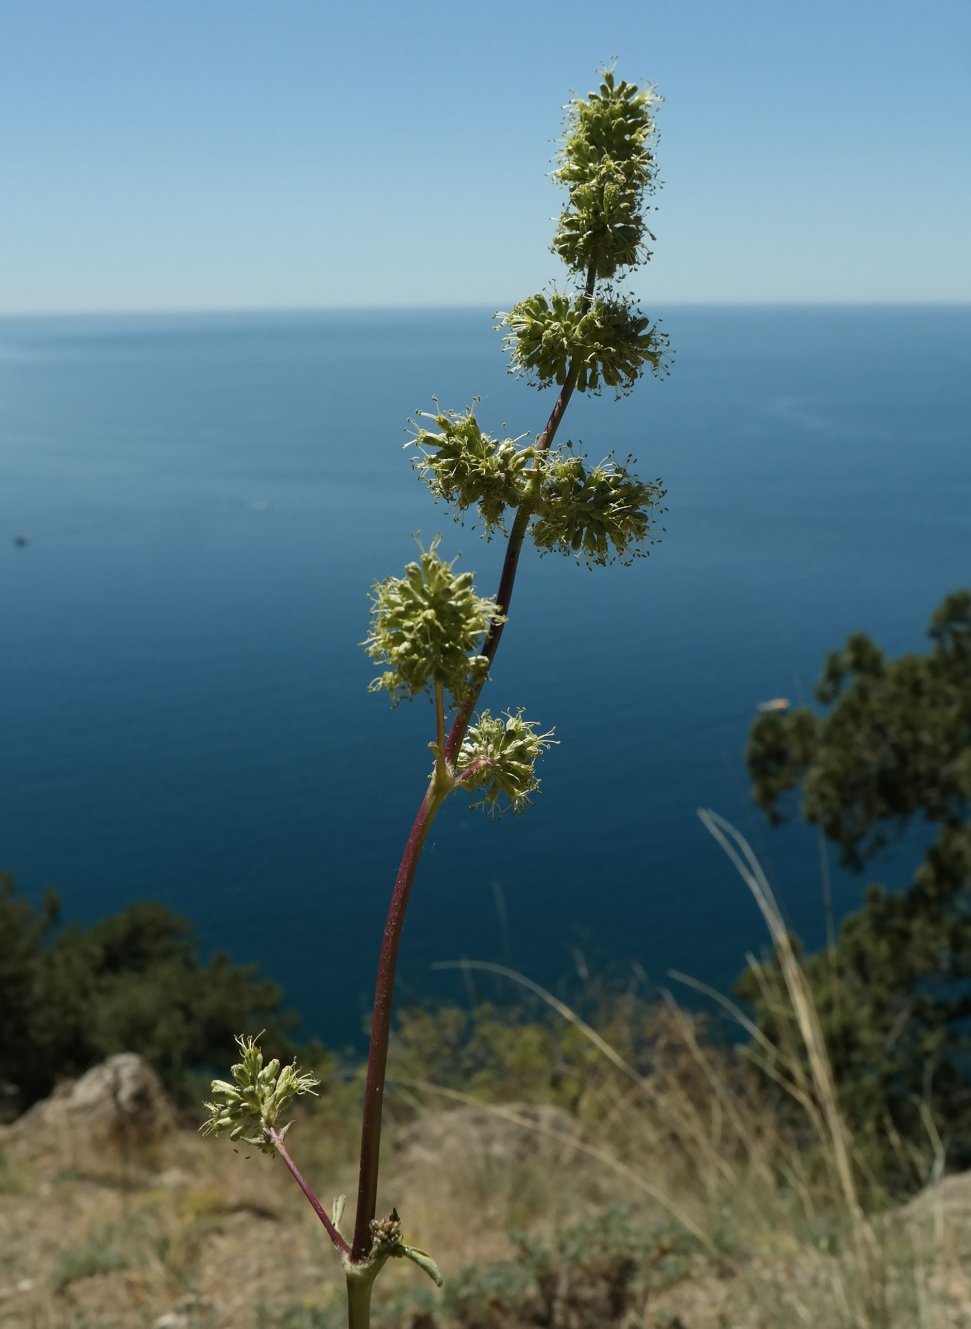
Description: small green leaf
398,1242,445,1287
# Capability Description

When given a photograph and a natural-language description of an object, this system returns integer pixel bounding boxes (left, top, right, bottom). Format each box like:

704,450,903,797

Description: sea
1,305,969,1046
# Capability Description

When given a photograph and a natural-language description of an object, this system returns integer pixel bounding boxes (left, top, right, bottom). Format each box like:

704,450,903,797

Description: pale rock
9,1053,176,1170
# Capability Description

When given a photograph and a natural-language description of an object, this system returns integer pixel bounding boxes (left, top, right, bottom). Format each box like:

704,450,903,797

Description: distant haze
3,0,970,315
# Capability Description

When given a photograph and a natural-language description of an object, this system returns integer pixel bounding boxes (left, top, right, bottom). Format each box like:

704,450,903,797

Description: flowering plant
203,69,670,1329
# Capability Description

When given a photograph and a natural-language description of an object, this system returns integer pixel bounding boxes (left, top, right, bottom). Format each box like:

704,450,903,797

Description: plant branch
269,1127,349,1257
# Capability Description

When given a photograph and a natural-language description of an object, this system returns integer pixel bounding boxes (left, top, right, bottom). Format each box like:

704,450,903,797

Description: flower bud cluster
409,404,534,534
457,709,556,815
500,291,668,396
364,539,503,705
553,70,659,278
364,1208,445,1286
369,1208,403,1256
531,447,666,566
201,1033,319,1152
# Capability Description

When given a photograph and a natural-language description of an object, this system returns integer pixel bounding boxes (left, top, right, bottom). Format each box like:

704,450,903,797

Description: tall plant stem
350,778,449,1260
345,1270,374,1329
350,259,597,1264
445,261,598,759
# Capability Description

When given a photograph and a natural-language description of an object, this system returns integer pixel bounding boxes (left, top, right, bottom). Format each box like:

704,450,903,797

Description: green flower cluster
364,540,503,705
201,1033,319,1152
500,291,668,396
553,70,659,278
457,709,556,815
409,404,534,534
497,69,668,400
531,447,666,566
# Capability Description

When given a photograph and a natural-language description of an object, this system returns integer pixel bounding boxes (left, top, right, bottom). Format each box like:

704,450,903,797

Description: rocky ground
2,1056,970,1329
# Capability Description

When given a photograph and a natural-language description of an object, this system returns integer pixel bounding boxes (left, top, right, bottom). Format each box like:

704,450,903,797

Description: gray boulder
9,1053,176,1169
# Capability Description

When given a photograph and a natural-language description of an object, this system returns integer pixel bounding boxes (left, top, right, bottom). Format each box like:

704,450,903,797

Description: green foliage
741,591,971,1182
386,1207,713,1329
387,994,694,1117
456,710,556,815
747,589,971,868
49,1230,131,1294
0,1145,28,1195
740,822,971,1181
388,1002,560,1106
0,877,58,1089
364,539,503,706
0,875,293,1111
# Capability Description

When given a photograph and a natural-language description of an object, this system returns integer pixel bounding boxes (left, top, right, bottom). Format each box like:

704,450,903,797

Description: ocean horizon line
2,298,970,327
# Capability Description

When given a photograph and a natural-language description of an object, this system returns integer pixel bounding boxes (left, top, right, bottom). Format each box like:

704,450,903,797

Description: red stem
270,1127,350,1258
350,262,597,1264
350,782,446,1260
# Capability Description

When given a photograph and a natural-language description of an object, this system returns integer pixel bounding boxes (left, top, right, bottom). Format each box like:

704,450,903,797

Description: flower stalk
350,777,450,1262
202,68,669,1329
270,1127,349,1258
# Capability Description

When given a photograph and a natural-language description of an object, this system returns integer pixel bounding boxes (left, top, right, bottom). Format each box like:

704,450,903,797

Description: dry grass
2,817,970,1327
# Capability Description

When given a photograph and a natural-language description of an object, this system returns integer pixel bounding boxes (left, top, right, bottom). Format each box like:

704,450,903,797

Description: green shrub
381,1207,715,1329
0,875,294,1111
742,591,971,1184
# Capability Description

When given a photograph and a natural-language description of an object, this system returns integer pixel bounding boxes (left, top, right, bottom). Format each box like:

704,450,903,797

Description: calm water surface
2,306,969,1040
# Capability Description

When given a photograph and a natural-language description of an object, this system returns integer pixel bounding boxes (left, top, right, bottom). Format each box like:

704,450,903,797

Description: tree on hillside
0,876,295,1113
740,590,971,1183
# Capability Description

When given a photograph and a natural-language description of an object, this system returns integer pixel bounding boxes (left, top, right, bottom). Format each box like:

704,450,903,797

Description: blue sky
3,0,969,313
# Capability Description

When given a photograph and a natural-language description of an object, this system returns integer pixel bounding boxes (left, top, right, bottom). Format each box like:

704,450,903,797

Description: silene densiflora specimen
203,70,670,1329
